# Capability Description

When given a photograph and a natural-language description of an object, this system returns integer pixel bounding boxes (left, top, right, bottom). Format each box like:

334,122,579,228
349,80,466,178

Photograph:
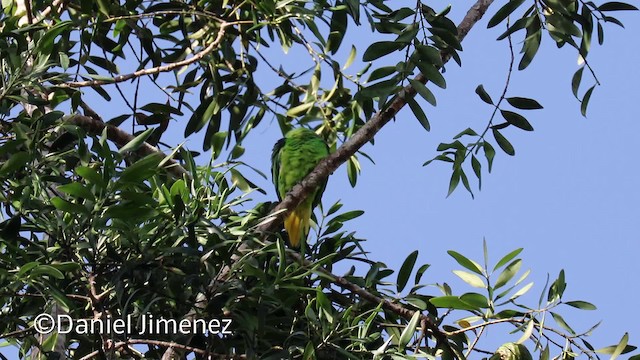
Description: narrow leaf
580,85,595,117
118,128,154,154
453,270,486,288
598,2,638,11
493,248,523,271
506,97,543,109
565,300,597,310
448,250,483,275
407,97,430,131
492,129,515,155
495,259,522,289
397,250,419,292
487,0,526,28
398,311,420,350
475,85,493,104
501,110,534,131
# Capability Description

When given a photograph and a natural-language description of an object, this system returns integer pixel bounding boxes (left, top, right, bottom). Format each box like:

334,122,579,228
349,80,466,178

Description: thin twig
58,21,250,89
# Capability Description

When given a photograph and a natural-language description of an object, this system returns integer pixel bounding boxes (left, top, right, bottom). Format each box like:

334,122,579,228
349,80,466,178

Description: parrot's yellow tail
284,206,311,249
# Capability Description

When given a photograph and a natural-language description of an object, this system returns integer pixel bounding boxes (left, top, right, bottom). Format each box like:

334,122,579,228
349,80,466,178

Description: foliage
0,0,637,359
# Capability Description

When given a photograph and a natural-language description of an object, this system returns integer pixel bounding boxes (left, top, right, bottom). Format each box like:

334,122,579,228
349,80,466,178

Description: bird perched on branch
271,127,330,249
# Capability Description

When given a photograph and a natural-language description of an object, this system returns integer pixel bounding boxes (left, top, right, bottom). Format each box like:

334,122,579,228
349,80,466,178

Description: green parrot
271,128,330,249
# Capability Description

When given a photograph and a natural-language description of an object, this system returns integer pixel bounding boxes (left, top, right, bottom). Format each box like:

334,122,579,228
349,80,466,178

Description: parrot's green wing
310,142,329,209
271,137,286,201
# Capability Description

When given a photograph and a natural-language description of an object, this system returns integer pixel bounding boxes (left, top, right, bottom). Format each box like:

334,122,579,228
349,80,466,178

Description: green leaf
286,102,314,117
506,97,543,110
598,2,638,11
330,210,364,223
230,168,260,193
551,311,575,334
185,97,210,136
18,262,40,278
495,259,522,289
140,102,184,115
76,166,105,189
497,15,535,40
397,250,418,292
487,0,526,28
407,97,430,131
414,263,431,284
448,250,483,275
541,345,550,360
362,41,404,61
417,62,446,89
564,300,596,310
475,85,493,104
50,262,82,273
36,21,72,56
405,297,427,310
595,334,636,357
343,45,357,69
580,85,595,117
471,156,481,188
500,110,534,131
493,248,523,271
415,44,443,66
30,265,65,280
453,270,486,288
453,128,479,139
118,153,162,184
484,141,496,172
347,156,359,187
0,151,30,176
104,203,155,220
571,67,584,98
460,292,489,308
519,29,541,70
51,197,89,215
597,23,604,45
409,79,437,106
57,182,95,201
398,311,420,351
367,66,396,82
360,78,399,98
118,128,154,154
59,52,70,70
548,269,566,302
430,296,477,310
447,167,461,197
516,320,535,344
492,129,515,156
510,282,534,301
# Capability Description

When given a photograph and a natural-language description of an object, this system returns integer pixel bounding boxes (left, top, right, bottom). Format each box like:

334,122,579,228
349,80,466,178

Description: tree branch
57,20,249,89
66,114,191,180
